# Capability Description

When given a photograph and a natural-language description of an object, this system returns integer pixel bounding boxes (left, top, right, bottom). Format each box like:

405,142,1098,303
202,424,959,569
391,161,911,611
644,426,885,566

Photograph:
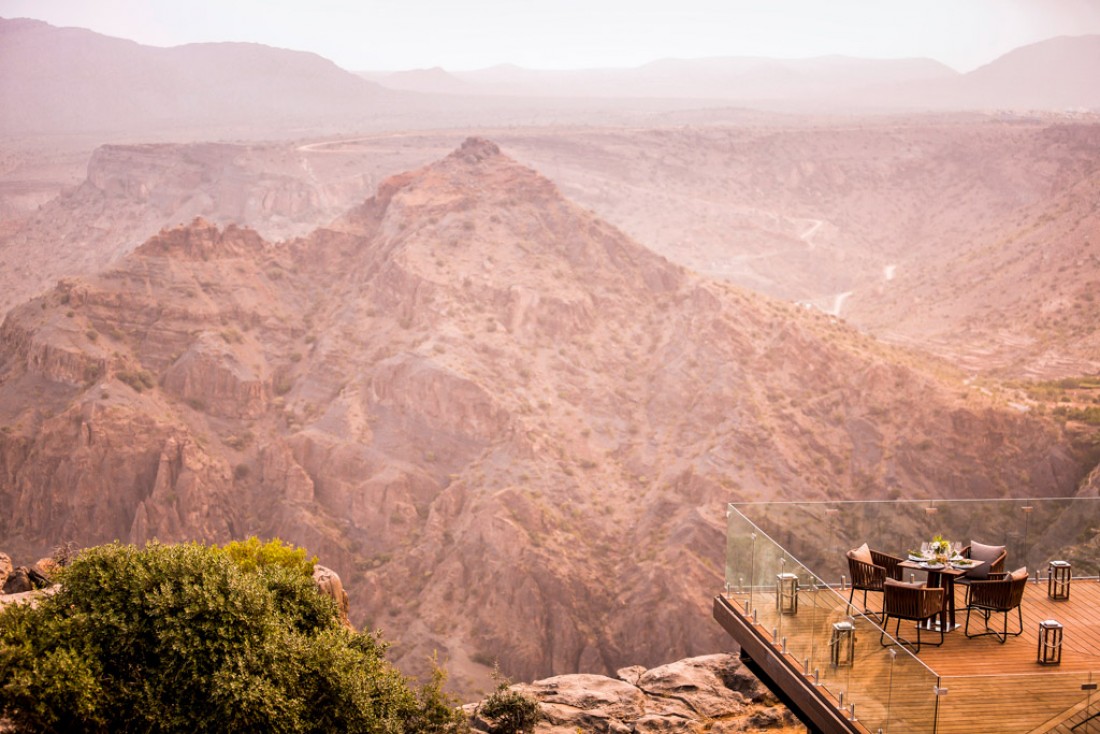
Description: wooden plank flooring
729,580,1100,734
918,580,1100,676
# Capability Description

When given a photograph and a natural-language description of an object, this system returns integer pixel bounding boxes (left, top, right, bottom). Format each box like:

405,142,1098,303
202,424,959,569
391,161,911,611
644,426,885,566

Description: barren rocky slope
6,117,1098,377
847,127,1100,377
0,139,1085,695
0,140,451,316
494,120,1100,378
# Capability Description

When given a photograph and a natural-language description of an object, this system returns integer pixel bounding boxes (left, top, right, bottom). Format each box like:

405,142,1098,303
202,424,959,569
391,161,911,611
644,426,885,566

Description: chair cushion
850,542,873,565
966,541,1006,580
885,578,924,589
970,541,1005,563
1009,566,1028,582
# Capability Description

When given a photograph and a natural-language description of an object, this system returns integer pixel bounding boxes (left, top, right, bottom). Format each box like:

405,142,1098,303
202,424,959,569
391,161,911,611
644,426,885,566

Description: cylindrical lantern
1048,561,1071,601
1038,620,1063,665
830,620,856,667
776,573,799,615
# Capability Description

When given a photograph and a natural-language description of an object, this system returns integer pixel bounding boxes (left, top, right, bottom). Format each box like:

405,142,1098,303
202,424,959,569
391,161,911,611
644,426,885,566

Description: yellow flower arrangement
929,534,951,563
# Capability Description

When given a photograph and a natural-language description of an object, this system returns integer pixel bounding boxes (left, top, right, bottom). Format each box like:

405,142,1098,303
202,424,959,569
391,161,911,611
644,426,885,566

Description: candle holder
776,573,799,615
1038,620,1063,665
1048,561,1071,601
830,620,856,667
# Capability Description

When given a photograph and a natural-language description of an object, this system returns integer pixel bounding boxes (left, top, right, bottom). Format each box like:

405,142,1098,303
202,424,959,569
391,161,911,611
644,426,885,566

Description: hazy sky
2,0,1099,72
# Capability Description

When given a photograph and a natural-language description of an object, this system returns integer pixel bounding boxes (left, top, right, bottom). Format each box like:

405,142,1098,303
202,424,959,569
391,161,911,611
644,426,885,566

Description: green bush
478,676,540,734
220,536,315,577
0,541,465,733
117,369,156,392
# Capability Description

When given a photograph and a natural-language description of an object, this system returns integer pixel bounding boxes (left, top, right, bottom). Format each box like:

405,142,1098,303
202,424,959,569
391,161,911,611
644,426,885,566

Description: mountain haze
945,35,1100,110
366,56,957,104
0,140,1083,694
4,16,1098,149
0,17,404,136
861,35,1100,111
365,37,1100,111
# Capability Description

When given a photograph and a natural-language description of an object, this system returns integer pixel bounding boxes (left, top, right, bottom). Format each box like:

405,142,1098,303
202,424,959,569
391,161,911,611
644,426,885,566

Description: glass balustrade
722,498,1100,733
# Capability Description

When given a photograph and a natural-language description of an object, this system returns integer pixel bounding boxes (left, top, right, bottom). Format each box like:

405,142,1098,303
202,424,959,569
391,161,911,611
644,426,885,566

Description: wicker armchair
879,578,945,653
846,547,904,620
957,542,1007,590
964,567,1028,643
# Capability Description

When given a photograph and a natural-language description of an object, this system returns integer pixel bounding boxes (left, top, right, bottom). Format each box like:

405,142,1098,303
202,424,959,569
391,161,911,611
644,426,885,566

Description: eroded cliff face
0,138,1087,695
0,141,384,317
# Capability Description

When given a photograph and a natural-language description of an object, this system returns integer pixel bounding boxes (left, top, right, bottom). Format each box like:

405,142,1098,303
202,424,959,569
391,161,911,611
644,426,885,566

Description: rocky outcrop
1082,464,1100,497
0,553,12,590
467,654,799,733
0,138,385,317
313,565,352,628
1,562,50,595
162,334,270,419
129,436,236,545
135,219,267,261
0,318,107,388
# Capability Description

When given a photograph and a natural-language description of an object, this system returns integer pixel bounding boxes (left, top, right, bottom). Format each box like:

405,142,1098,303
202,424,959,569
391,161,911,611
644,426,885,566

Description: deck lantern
1038,620,1063,665
776,573,799,615
1048,561,1071,601
830,620,856,667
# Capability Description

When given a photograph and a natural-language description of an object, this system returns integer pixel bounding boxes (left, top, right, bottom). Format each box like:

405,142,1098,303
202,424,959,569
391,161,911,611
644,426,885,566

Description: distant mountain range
363,35,1100,111
0,17,411,136
2,17,1098,142
363,55,957,104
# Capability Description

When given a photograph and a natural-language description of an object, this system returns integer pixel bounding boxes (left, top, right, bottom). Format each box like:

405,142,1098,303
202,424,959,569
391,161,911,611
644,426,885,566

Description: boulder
467,654,795,733
518,674,646,727
636,653,754,718
31,558,58,582
0,553,11,589
313,565,351,628
3,567,32,594
616,665,647,686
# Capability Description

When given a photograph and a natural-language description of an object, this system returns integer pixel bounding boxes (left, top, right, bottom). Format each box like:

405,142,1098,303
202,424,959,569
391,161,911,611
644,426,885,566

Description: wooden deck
921,580,1100,734
919,580,1100,676
718,580,1100,734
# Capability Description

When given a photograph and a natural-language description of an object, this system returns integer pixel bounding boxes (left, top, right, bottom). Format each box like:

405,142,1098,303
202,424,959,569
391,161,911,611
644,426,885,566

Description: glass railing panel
724,498,1100,734
800,589,939,734
724,503,761,612
747,525,792,659
724,503,943,733
733,498,1100,586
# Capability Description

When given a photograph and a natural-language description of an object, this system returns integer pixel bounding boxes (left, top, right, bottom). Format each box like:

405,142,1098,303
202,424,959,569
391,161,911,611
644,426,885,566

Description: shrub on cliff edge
0,541,465,733
477,668,540,734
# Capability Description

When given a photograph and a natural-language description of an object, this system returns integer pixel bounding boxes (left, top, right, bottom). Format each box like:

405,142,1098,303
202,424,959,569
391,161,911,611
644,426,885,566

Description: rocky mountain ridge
6,119,1098,378
0,140,414,317
0,138,1085,695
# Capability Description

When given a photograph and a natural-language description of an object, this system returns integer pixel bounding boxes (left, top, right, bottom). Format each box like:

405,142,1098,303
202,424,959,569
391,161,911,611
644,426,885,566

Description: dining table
898,556,974,632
